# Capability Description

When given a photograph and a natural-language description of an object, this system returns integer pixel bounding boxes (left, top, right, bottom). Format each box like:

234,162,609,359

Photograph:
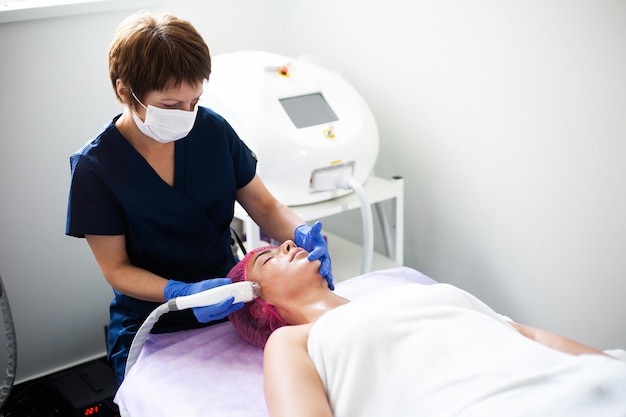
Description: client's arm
509,322,610,357
264,324,333,417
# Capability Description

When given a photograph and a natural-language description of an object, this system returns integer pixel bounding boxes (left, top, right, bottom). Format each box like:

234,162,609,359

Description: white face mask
131,91,198,143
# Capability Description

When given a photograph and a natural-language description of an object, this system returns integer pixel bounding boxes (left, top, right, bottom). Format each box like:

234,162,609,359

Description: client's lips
289,248,305,261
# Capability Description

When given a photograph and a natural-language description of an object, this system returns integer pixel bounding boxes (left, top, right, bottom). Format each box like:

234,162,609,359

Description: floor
1,358,120,417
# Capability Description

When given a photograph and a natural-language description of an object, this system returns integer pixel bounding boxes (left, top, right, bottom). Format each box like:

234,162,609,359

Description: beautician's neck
278,290,349,326
116,109,171,153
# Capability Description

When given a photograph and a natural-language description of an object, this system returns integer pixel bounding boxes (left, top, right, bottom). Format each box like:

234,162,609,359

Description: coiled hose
0,273,17,409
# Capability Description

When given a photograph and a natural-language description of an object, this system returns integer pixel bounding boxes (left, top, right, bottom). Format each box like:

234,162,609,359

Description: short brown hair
108,12,211,106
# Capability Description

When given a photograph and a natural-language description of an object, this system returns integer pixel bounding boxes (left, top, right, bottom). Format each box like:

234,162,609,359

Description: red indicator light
83,405,101,415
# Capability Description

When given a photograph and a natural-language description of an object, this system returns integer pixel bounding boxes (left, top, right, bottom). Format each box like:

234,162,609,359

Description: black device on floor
49,361,118,417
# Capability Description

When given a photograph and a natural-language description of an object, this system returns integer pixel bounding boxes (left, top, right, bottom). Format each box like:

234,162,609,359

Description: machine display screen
279,92,339,128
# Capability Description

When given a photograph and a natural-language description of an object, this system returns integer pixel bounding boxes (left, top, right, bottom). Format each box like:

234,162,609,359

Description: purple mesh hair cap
227,246,288,348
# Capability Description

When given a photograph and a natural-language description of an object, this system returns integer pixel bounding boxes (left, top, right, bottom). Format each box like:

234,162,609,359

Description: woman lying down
226,240,626,417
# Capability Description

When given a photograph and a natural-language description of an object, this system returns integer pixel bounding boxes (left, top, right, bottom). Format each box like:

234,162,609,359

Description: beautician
65,11,333,383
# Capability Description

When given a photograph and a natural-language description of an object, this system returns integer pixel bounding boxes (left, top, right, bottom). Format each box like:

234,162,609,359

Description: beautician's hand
294,221,335,290
163,278,244,323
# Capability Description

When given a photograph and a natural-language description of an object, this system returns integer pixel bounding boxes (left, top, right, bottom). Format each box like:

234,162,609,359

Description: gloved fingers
294,222,325,251
296,222,334,290
192,296,236,323
325,273,335,291
318,257,330,276
228,302,245,314
201,277,232,290
203,301,244,321
319,258,334,290
165,277,234,300
191,278,232,294
294,224,312,248
309,221,323,239
307,246,327,262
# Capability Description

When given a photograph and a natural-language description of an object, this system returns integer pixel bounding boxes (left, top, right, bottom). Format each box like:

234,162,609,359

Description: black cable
230,227,247,256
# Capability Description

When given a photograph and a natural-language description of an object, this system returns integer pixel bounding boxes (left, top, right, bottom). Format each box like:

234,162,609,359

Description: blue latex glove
294,221,335,290
163,278,244,323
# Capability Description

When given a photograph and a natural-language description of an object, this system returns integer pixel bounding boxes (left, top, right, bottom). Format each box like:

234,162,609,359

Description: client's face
246,240,325,305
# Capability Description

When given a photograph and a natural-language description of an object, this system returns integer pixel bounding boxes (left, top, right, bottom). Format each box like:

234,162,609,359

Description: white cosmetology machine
200,51,380,206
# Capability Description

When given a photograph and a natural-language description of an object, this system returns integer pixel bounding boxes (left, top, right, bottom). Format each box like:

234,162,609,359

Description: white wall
0,8,125,384
0,0,624,383
277,0,626,349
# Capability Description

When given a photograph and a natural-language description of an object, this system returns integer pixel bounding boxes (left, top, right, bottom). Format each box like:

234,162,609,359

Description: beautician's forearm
104,264,169,302
86,234,168,302
236,174,305,243
242,200,305,243
257,202,305,242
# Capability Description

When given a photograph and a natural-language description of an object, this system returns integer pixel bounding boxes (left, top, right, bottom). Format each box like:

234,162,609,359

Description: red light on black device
83,404,103,415
51,362,118,416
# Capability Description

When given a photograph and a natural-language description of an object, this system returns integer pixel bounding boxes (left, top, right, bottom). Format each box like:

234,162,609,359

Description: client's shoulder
266,323,314,351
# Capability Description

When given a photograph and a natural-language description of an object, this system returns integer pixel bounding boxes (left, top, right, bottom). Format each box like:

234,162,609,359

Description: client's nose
280,240,296,253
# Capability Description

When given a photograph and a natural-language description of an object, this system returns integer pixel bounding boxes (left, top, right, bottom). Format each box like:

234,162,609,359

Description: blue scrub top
66,107,257,381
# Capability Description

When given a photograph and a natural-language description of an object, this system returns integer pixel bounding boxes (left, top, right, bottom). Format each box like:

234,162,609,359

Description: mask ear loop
130,90,148,110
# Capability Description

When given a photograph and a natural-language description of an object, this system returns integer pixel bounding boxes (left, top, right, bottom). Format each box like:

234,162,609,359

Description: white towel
308,284,626,417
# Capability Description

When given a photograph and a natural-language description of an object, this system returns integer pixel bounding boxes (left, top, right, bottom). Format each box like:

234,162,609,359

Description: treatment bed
114,267,626,417
114,267,436,416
